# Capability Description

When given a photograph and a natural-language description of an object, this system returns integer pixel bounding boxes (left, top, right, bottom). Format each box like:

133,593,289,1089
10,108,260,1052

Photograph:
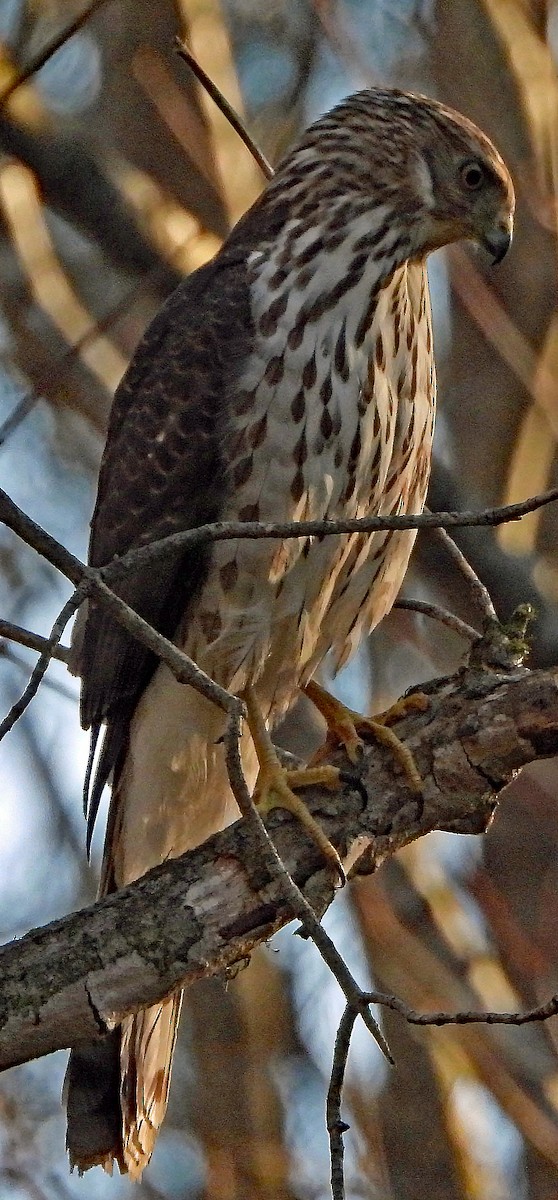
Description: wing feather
78,249,254,827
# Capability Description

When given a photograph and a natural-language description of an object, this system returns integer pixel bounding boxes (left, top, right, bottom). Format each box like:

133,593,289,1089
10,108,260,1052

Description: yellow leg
304,679,428,793
244,686,345,881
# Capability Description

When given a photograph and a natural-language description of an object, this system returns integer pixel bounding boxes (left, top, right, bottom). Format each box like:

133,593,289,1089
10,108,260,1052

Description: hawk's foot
304,679,428,793
243,686,345,882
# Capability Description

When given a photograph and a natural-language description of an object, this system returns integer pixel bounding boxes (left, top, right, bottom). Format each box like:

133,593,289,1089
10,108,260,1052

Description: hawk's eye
459,160,485,191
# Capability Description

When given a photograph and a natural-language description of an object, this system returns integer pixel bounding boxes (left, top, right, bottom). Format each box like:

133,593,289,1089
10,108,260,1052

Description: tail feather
120,994,183,1179
65,1033,124,1175
65,665,258,1179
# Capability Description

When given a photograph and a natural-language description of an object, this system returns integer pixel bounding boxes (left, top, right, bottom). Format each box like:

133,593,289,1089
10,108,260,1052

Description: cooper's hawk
65,87,514,1178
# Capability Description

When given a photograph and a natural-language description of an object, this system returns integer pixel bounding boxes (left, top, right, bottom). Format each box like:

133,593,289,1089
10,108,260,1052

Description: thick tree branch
1,656,557,1073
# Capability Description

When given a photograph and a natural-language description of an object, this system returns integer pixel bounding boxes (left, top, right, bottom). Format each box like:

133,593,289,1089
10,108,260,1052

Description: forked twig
224,716,392,1064
0,588,85,741
0,487,238,728
324,983,558,1200
0,618,71,663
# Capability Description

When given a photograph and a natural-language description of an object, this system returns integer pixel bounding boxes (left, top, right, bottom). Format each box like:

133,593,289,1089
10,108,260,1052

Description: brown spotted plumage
66,87,514,1178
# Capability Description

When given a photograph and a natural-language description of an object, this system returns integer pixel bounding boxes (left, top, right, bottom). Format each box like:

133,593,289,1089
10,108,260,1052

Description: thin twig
323,979,558,1200
0,643,77,702
0,588,84,741
324,984,558,1200
1,479,554,728
0,0,114,108
0,618,71,663
99,486,558,584
326,1004,358,1200
0,487,237,719
0,258,176,446
86,576,238,714
368,990,558,1027
428,518,497,623
175,38,274,182
394,598,479,642
224,713,392,1062
2,481,550,670
0,488,86,586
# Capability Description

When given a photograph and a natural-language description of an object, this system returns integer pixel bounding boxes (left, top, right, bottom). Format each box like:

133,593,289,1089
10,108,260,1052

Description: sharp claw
245,685,345,881
334,860,347,887
338,769,368,805
304,682,427,792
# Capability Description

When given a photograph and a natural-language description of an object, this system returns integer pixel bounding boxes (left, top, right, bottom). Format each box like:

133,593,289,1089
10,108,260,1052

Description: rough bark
1,655,558,1075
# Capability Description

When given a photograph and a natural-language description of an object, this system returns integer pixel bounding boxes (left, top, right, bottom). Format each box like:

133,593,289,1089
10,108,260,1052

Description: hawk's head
259,88,514,271
401,92,515,264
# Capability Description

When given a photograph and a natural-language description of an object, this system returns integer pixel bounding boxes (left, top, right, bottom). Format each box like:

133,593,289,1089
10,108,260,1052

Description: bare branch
99,486,558,583
0,488,85,586
0,0,114,109
429,521,497,622
1,655,557,1072
1,479,545,742
0,477,548,746
0,645,76,703
366,990,558,1028
327,1004,357,1200
326,978,558,1200
393,599,479,642
224,709,391,1060
0,589,84,741
4,484,558,607
0,618,71,664
0,487,239,719
175,39,274,182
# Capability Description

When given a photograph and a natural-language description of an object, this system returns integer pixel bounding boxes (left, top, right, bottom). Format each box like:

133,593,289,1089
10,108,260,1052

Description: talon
244,685,345,884
375,691,429,726
304,680,427,793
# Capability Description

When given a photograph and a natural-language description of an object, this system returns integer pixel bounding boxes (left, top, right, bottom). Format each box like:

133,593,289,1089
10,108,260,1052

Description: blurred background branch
1,2,558,1198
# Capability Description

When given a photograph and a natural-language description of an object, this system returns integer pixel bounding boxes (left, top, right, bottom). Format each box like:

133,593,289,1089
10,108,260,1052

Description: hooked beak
482,217,513,265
